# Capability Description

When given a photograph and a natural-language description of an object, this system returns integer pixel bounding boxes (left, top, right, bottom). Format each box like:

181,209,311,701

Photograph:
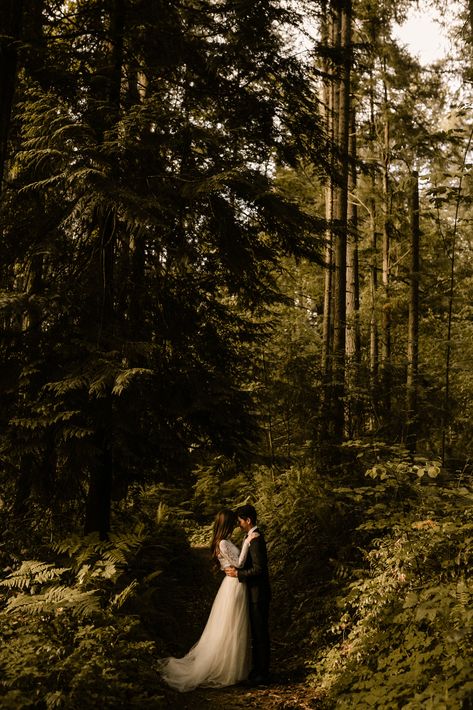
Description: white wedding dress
159,538,251,692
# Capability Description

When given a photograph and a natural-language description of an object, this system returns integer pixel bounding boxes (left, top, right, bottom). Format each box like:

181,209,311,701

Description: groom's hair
236,504,257,524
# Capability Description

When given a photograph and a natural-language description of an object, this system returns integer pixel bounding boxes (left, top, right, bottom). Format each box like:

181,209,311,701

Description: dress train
159,538,251,692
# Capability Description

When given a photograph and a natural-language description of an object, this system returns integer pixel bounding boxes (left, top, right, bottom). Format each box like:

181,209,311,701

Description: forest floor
153,546,324,710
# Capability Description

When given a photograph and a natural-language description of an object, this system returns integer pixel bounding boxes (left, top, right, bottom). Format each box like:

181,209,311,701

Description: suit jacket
237,528,271,604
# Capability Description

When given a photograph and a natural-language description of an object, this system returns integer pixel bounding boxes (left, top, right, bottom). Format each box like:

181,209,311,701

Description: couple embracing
159,504,271,692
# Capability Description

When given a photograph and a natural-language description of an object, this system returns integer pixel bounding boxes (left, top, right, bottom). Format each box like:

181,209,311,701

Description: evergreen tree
0,0,326,535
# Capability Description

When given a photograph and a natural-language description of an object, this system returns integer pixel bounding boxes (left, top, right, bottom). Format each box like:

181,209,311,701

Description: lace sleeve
219,539,250,568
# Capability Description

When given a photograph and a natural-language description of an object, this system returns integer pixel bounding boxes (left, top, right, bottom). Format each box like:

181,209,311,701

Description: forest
0,0,472,707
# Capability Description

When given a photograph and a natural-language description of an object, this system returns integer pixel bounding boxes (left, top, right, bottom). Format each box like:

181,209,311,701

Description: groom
225,504,271,685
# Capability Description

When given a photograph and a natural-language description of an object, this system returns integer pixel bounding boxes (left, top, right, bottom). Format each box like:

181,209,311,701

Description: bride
159,508,259,692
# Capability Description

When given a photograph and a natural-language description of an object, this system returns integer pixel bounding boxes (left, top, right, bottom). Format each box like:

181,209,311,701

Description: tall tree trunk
321,197,334,378
406,171,420,454
85,0,125,538
368,78,378,428
440,127,473,462
346,108,360,436
0,0,24,190
331,0,351,444
321,0,335,379
319,0,352,447
369,202,378,403
380,74,392,428
319,0,337,448
345,111,359,362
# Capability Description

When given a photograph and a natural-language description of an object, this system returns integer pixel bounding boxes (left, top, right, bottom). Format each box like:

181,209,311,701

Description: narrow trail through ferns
154,546,319,710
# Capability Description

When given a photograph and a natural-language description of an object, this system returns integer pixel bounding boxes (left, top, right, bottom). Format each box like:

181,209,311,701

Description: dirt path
156,546,323,710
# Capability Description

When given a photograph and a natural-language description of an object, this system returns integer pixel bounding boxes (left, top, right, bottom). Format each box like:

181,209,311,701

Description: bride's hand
247,531,260,543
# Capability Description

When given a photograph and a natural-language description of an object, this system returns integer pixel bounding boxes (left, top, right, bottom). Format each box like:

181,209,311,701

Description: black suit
237,528,271,679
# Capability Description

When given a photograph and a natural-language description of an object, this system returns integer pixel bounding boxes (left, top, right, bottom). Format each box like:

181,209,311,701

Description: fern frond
45,691,66,709
67,167,106,187
61,426,94,440
53,533,97,557
0,561,70,590
6,586,101,617
92,560,119,580
102,549,127,567
43,375,89,395
76,564,92,586
108,529,146,553
9,416,48,430
18,174,65,193
88,372,114,397
9,410,82,431
68,590,102,617
112,368,154,395
110,580,139,609
156,502,169,525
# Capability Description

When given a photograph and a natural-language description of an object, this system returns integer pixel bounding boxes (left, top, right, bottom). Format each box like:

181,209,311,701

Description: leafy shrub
0,614,160,710
305,453,473,709
0,508,186,709
241,449,472,707
248,464,351,657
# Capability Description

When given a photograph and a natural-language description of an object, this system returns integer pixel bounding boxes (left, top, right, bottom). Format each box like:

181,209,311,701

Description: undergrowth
2,449,472,709
230,445,473,708
0,491,187,709
310,452,473,709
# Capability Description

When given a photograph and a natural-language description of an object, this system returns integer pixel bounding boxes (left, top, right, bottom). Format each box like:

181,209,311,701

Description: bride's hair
210,508,237,572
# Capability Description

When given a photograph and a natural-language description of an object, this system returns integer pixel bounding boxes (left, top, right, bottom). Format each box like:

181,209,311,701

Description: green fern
111,580,139,610
42,374,89,395
112,368,154,396
0,561,70,590
6,586,101,618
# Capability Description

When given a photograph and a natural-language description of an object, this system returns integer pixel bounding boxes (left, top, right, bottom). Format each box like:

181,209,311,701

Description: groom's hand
225,566,238,577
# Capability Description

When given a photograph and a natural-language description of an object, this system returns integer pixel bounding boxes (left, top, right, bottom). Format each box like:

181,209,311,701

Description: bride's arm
219,536,258,568
219,539,241,568
236,531,259,567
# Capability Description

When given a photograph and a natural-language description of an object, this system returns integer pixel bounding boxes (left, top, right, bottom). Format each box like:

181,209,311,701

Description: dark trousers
249,598,270,678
